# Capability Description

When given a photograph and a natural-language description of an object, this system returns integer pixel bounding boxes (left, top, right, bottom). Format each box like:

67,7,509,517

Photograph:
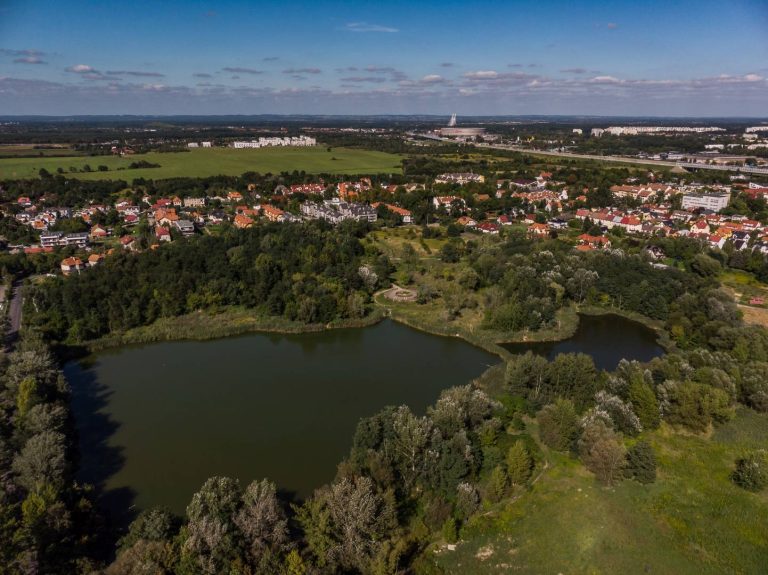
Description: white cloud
589,75,622,84
14,56,46,64
464,70,499,79
345,22,398,33
66,64,96,73
421,74,445,84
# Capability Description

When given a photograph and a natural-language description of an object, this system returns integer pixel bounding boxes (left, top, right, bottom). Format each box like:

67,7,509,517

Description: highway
488,144,768,174
480,144,768,175
407,132,768,175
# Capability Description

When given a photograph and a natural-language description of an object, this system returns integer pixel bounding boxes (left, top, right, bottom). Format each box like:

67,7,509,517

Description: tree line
25,221,391,343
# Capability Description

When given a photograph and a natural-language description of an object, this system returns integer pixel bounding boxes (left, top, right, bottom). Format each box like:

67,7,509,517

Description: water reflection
67,320,496,515
502,314,664,371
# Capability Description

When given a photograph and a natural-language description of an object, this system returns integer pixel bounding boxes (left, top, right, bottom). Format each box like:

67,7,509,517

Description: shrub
537,399,580,451
506,440,532,485
486,465,508,503
578,420,626,485
624,440,657,484
732,450,768,492
441,518,458,543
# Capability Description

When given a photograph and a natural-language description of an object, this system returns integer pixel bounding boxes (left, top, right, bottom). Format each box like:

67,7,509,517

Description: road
408,132,768,174
6,279,22,349
479,143,768,174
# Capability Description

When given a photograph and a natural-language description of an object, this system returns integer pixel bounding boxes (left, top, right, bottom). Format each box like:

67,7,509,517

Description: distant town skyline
0,0,767,116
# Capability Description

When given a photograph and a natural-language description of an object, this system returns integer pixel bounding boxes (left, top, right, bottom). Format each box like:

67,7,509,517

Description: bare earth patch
475,545,494,561
381,284,417,303
738,304,768,328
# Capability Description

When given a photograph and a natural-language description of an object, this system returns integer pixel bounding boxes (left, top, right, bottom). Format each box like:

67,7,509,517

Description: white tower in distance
448,113,457,127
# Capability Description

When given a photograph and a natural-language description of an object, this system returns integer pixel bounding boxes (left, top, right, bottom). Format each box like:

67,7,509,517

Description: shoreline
76,298,672,362
83,306,387,354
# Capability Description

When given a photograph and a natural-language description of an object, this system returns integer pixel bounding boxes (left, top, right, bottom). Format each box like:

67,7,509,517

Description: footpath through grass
421,408,768,574
0,146,404,180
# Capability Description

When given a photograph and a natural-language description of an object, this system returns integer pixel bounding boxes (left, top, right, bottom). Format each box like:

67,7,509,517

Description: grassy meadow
0,146,404,180
420,406,768,575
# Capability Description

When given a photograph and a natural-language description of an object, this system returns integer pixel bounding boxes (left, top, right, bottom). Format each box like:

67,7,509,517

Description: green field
0,145,84,158
0,146,404,180
423,407,768,574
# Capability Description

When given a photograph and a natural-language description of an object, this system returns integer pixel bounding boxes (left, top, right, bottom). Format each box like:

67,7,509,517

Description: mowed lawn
0,146,404,180
424,408,768,575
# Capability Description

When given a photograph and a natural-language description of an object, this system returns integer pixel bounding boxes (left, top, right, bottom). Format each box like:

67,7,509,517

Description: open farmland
0,146,404,180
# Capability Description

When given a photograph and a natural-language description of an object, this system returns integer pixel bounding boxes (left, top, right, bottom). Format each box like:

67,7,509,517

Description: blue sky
1,0,767,116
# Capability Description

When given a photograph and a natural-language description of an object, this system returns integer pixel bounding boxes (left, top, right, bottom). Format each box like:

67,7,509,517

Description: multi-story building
233,136,316,148
40,232,89,249
435,172,485,185
301,200,377,224
681,191,731,212
183,197,207,208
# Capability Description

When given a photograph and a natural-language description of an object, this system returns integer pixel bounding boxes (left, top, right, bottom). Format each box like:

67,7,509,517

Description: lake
66,319,498,516
67,314,663,519
502,313,664,371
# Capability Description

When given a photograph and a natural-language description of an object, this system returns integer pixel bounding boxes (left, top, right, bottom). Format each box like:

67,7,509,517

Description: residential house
289,183,326,195
261,205,285,222
90,224,108,239
433,196,466,210
174,220,195,236
61,257,83,276
87,254,104,267
155,208,179,226
577,234,612,249
477,221,500,234
119,235,136,250
708,234,727,249
371,203,412,223
691,220,710,234
234,214,255,228
155,226,172,242
528,223,550,237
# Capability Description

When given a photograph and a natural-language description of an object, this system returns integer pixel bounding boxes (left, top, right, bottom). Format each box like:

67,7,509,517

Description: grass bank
374,292,584,359
86,306,386,352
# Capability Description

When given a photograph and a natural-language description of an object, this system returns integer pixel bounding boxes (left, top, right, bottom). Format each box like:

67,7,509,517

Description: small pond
502,313,664,371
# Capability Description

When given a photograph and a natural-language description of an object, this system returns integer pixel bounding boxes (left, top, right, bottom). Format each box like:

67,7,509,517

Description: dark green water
502,314,663,371
66,320,497,515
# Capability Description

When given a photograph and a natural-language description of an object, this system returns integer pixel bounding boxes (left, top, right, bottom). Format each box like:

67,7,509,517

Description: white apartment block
593,126,725,136
233,136,317,149
681,191,731,212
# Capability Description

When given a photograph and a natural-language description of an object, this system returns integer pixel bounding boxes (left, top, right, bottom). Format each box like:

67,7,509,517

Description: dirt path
379,283,417,303
6,279,22,349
